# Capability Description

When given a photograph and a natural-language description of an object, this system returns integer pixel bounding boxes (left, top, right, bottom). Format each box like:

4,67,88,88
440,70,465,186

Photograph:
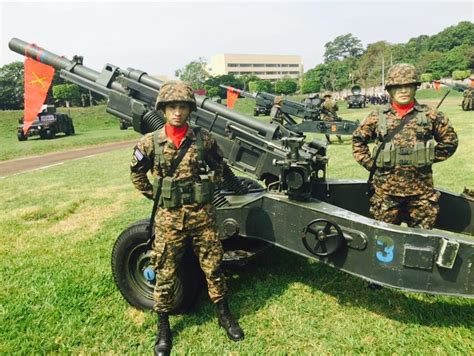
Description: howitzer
10,38,474,313
439,80,469,93
439,81,474,111
220,84,359,136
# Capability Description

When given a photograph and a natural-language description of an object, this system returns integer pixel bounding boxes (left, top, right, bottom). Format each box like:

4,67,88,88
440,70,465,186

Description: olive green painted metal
9,38,473,302
219,84,359,135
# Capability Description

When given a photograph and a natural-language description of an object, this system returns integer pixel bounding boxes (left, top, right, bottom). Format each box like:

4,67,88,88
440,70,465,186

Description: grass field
0,105,140,161
0,89,473,354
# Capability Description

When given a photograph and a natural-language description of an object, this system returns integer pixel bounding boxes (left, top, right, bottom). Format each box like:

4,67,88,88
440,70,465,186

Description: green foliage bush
274,79,297,95
452,70,471,80
249,80,273,93
420,73,433,82
431,72,442,80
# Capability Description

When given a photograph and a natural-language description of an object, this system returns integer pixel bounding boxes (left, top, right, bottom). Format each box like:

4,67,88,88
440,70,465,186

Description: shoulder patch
134,148,144,161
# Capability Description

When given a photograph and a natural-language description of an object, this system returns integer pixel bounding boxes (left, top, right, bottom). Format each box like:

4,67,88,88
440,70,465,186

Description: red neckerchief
391,100,415,118
165,123,188,148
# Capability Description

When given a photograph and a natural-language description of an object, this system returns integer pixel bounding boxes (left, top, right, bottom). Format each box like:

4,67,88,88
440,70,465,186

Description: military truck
346,85,366,108
17,105,75,140
119,118,132,130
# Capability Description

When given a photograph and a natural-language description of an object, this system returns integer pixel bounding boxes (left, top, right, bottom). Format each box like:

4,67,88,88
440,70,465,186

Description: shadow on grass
173,247,473,334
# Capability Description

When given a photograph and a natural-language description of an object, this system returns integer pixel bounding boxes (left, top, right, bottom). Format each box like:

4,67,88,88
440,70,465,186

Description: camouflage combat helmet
323,91,332,98
274,96,284,105
385,63,421,89
155,81,197,111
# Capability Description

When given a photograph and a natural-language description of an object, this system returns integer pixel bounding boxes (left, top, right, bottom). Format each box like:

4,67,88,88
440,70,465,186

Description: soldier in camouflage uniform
130,81,244,356
321,91,343,144
352,63,458,229
270,96,285,125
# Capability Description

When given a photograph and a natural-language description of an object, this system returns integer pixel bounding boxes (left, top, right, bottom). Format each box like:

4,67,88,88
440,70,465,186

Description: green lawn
0,90,473,354
0,105,140,161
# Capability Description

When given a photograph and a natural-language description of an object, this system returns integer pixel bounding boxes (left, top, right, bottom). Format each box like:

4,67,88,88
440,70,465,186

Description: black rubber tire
119,121,128,130
65,124,75,136
111,219,203,313
17,131,27,141
45,129,56,139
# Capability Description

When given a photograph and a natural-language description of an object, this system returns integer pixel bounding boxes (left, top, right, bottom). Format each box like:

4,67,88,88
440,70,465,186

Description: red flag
433,80,440,91
226,87,239,109
23,57,55,135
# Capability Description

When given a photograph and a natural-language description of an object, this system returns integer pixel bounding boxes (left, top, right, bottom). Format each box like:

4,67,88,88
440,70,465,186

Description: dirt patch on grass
126,307,146,327
46,188,130,238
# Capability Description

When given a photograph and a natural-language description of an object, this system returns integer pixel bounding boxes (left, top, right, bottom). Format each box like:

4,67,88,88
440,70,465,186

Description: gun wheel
111,219,203,313
301,218,344,256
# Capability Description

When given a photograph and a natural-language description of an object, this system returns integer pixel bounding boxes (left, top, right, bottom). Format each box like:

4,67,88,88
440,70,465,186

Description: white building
209,53,303,81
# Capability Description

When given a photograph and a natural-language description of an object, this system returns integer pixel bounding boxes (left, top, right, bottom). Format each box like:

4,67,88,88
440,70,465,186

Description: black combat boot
216,299,244,341
154,313,172,356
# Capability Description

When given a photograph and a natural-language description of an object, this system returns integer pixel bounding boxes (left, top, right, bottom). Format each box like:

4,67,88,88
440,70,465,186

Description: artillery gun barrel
219,84,257,99
10,38,276,140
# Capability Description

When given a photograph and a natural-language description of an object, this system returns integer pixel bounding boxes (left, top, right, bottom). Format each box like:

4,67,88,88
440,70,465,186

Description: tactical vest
372,110,436,168
152,127,214,208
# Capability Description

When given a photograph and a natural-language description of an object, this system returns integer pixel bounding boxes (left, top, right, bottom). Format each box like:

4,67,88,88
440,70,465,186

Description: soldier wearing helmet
321,91,343,144
130,81,244,356
352,63,458,229
270,95,285,125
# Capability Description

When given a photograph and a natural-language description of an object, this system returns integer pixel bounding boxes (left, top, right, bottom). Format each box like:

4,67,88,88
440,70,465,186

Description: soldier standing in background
130,81,244,356
270,96,285,125
321,91,343,144
352,63,458,229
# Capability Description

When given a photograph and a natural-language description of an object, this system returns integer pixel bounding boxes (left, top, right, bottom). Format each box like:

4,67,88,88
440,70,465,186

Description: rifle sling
367,109,419,191
147,137,194,242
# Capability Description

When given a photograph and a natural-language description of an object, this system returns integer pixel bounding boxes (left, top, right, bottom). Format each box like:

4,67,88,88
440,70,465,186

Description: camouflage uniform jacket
130,126,224,230
321,99,338,122
352,101,458,196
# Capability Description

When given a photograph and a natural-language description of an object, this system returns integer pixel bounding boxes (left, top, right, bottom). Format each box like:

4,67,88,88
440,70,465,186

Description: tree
300,79,321,94
204,74,243,98
0,61,24,110
323,33,364,63
175,57,209,89
52,84,81,106
274,79,297,95
428,21,474,52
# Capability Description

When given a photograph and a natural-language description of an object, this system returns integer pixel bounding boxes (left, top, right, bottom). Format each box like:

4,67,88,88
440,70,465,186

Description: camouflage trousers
151,223,227,313
369,190,440,229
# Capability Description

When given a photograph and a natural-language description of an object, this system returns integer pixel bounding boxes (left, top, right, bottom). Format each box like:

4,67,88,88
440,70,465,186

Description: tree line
1,21,472,110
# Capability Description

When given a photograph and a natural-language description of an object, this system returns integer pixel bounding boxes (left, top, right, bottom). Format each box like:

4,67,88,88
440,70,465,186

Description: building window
290,71,300,74
228,63,238,67
265,64,277,67
253,64,264,67
289,64,299,68
281,64,289,67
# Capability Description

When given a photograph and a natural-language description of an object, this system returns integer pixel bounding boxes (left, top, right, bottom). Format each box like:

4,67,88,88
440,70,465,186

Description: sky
1,0,473,79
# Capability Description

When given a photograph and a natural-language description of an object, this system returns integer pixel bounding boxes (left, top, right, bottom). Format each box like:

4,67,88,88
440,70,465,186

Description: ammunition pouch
373,139,435,168
152,176,163,200
159,176,214,208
